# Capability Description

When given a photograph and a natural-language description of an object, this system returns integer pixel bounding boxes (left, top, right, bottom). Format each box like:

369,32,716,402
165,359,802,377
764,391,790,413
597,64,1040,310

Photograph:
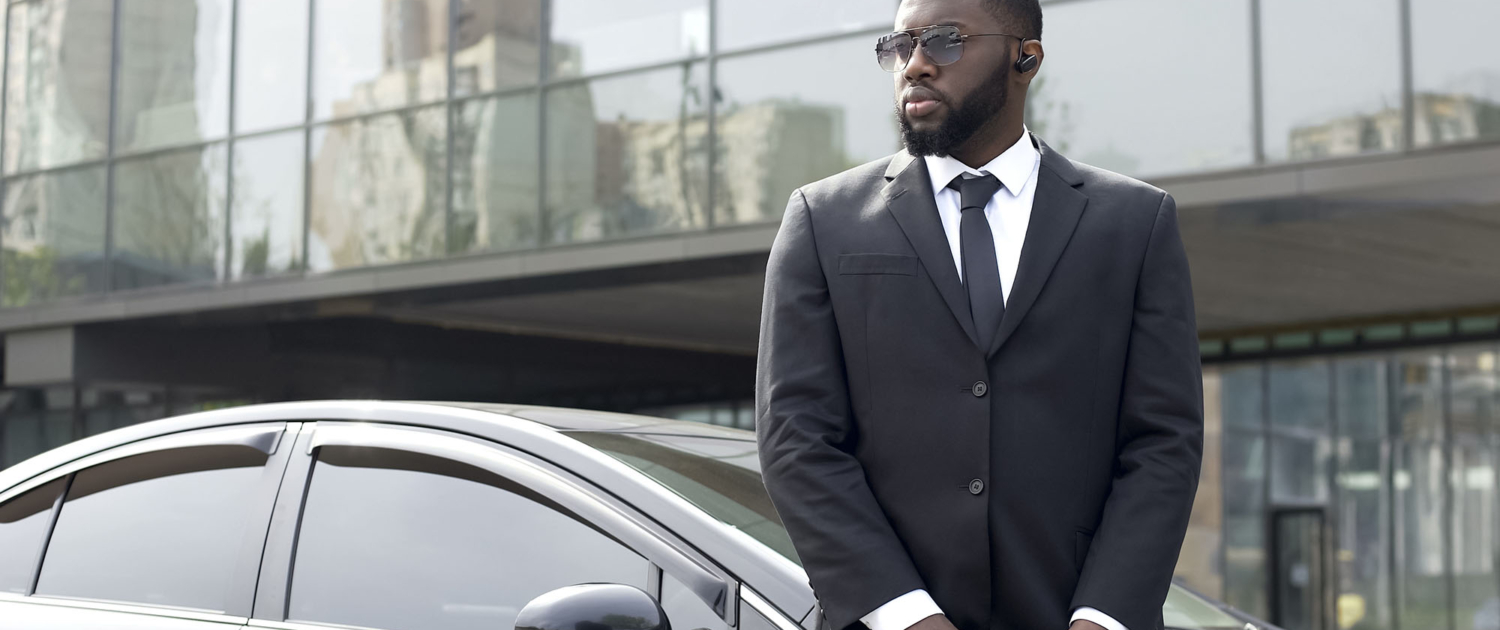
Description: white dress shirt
857,130,1127,630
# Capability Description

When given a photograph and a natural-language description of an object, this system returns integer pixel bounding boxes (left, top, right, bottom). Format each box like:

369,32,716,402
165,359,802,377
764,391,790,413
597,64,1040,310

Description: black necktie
948,172,1005,350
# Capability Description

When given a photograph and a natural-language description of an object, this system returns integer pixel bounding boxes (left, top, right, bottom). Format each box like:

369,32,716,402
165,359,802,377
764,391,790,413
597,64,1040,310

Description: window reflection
715,0,892,53
1037,0,1253,177
289,445,649,630
115,0,231,153
549,0,707,79
236,0,308,134
312,0,447,120
452,93,540,254
1449,347,1498,630
0,479,64,594
1269,360,1331,504
1221,364,1268,619
1412,0,1500,147
3,0,114,174
454,0,542,96
1335,357,1392,630
713,37,899,225
112,145,228,289
231,132,305,278
545,65,708,244
2,167,107,306
1261,0,1402,162
308,106,446,271
1392,352,1449,630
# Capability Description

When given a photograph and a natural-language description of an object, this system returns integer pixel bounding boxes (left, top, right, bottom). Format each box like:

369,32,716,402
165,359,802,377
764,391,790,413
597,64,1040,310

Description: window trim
0,422,298,618
253,421,734,627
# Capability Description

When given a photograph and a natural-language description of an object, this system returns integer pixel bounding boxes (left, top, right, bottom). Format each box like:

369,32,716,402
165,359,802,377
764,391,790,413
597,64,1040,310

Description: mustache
900,85,946,105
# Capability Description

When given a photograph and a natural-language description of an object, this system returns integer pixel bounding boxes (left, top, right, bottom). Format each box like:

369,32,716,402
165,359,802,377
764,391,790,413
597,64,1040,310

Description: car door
246,421,737,630
0,422,295,630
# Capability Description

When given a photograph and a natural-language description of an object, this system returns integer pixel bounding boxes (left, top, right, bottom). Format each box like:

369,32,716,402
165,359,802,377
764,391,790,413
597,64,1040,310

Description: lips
902,86,943,118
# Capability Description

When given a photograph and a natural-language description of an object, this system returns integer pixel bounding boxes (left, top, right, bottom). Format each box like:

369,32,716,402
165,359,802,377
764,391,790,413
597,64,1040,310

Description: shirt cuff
1070,607,1128,630
860,589,944,630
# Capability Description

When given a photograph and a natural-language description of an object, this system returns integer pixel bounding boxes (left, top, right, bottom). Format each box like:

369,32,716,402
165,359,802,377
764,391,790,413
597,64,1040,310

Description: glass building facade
0,1,1498,630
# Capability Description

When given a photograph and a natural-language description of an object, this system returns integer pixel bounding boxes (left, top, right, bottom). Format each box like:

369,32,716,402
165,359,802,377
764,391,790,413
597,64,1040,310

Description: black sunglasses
875,24,1024,73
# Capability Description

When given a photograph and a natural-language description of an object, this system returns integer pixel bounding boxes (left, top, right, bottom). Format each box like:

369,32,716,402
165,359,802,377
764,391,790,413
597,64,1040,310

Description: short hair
983,0,1043,40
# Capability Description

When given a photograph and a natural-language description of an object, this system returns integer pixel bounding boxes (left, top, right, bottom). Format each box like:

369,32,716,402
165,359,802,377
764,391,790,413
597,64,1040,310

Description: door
1271,508,1329,630
0,423,293,630
247,422,733,630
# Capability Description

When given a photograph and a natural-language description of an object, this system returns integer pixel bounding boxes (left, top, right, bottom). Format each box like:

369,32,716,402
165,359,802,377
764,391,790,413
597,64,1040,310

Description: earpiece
1014,50,1038,73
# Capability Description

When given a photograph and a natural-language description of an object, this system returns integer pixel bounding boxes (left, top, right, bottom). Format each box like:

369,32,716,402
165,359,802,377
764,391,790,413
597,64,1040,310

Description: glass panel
545,65,708,244
1261,0,1402,162
1223,364,1265,430
231,131,305,278
1334,357,1392,630
1176,367,1225,598
2,166,108,307
713,36,899,226
0,388,76,468
80,387,168,437
112,144,229,290
548,0,707,79
235,0,309,134
115,0,231,152
1411,0,1500,147
36,444,271,611
3,0,113,173
307,105,446,271
312,0,448,120
1272,511,1327,630
451,92,540,254
569,431,799,565
660,573,726,630
0,479,64,594
288,445,649,630
1032,0,1252,177
1224,427,1268,619
1269,359,1331,503
1391,351,1450,630
1451,347,1498,630
716,0,892,52
454,0,542,96
1162,583,1245,630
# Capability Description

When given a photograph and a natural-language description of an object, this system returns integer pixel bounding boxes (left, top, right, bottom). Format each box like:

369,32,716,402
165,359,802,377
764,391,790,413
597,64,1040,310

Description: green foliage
2,246,85,307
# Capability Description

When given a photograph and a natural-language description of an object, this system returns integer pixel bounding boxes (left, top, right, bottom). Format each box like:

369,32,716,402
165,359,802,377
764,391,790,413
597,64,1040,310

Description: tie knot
946,172,1003,212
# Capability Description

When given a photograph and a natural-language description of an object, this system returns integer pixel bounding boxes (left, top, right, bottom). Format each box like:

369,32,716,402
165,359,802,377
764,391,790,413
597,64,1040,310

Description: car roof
0,400,813,626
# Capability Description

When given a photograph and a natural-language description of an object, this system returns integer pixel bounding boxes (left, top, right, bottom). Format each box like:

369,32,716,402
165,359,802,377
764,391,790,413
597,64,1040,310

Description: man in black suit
754,1,1204,630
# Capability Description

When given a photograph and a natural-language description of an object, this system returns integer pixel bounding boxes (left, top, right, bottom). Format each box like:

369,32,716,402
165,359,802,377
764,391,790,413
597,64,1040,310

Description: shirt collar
923,128,1040,199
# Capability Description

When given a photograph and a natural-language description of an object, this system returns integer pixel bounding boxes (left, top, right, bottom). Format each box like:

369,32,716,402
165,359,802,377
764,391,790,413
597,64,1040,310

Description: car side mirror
515,583,670,630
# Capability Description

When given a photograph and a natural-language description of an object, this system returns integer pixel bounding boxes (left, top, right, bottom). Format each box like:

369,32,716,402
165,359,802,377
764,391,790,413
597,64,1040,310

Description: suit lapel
986,138,1089,359
882,151,982,350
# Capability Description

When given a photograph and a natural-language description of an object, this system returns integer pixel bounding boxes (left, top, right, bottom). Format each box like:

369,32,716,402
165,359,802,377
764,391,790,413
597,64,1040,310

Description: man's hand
1068,620,1106,630
905,614,958,630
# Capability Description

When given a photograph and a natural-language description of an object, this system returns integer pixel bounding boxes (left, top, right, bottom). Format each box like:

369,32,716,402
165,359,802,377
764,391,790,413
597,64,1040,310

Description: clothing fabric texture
755,134,1204,630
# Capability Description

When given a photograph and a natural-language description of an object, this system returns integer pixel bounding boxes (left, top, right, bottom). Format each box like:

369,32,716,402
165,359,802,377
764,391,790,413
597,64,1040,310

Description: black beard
897,60,1011,157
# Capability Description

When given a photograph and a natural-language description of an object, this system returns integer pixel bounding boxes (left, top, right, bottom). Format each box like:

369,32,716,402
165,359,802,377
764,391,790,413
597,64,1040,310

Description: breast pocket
837,253,918,276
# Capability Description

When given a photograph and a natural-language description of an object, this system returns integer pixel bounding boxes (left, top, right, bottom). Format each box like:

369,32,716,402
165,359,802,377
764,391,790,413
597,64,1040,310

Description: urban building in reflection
0,2,1499,630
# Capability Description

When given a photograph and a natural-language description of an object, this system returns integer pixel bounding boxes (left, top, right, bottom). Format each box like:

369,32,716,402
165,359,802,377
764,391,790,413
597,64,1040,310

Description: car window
34,444,272,611
738,601,783,630
287,445,651,630
568,432,800,566
661,572,728,630
0,479,65,594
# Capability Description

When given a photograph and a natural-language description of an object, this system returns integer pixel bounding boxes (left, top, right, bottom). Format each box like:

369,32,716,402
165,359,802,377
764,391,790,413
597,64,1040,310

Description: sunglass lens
876,33,912,72
920,26,963,65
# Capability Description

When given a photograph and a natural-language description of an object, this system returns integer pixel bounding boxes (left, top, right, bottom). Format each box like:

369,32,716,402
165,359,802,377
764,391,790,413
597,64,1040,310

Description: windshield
569,430,1257,630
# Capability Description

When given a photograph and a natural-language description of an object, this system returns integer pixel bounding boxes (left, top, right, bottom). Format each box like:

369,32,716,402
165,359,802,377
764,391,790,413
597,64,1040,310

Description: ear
1015,39,1044,83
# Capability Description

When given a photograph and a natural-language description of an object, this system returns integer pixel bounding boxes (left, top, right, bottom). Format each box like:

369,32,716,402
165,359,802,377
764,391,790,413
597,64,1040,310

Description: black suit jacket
755,137,1203,630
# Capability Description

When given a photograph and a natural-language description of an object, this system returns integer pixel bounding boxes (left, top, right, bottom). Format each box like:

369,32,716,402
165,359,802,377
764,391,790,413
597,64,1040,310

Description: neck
946,110,1026,170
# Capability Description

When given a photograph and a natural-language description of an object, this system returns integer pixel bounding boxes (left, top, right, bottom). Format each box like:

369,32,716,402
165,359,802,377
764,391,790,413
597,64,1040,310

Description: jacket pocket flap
837,253,918,275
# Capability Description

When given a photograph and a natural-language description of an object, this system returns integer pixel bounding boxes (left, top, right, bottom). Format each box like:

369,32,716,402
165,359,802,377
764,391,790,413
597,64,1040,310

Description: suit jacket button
972,380,988,397
968,479,984,495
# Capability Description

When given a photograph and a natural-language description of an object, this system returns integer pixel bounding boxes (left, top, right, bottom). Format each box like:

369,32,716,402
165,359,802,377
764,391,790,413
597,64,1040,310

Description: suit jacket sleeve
1070,192,1205,630
756,189,928,630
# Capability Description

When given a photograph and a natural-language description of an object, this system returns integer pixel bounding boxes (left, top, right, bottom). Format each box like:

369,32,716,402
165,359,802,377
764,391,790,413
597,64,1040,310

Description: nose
901,40,937,84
